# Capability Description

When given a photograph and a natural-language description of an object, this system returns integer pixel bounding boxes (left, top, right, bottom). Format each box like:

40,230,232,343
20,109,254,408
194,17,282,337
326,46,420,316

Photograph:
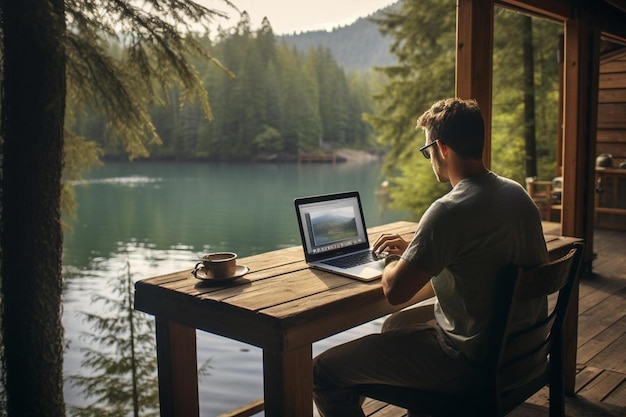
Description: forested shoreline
70,14,384,162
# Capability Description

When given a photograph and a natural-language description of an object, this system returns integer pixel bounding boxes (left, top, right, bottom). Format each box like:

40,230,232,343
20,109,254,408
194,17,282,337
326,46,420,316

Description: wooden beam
496,1,626,44
456,0,494,167
579,1,626,43
606,0,626,12
495,0,573,21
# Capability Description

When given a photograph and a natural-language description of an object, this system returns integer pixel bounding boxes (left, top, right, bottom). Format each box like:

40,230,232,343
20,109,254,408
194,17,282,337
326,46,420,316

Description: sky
205,0,398,35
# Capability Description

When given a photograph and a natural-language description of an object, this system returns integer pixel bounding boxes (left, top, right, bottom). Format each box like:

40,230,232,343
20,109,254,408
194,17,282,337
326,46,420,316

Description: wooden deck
365,225,626,417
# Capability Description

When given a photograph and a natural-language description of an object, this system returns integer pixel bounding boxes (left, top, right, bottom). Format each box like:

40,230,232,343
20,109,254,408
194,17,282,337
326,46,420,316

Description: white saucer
192,265,250,281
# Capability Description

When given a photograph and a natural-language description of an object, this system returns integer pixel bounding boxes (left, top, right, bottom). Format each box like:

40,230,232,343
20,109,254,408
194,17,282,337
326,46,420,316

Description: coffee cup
196,252,237,278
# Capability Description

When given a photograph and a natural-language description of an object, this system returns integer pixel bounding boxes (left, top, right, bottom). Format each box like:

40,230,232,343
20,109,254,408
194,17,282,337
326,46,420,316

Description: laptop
294,191,387,281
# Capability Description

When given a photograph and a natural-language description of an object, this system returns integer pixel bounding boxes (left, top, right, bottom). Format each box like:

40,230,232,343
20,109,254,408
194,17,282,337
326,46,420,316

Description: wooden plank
576,366,605,392
217,398,264,417
598,103,626,128
507,403,549,417
596,207,626,216
362,398,394,417
260,283,398,344
495,0,573,21
578,275,626,315
541,221,561,235
367,403,407,417
220,269,353,312
577,287,626,348
597,129,626,143
578,370,626,402
599,88,626,103
600,72,626,89
601,59,626,74
577,316,626,364
588,331,626,373
604,378,626,408
595,143,626,159
563,394,626,417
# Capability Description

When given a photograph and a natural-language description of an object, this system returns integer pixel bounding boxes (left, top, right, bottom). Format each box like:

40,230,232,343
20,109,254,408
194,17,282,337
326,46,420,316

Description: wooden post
456,0,494,167
562,19,600,267
263,345,314,417
155,319,199,417
561,17,600,394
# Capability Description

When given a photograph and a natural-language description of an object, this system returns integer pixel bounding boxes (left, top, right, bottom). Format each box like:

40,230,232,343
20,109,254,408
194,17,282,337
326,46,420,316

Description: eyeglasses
419,140,438,159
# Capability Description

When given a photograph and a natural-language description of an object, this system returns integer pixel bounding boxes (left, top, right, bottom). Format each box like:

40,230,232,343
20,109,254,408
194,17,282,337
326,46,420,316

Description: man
313,98,548,417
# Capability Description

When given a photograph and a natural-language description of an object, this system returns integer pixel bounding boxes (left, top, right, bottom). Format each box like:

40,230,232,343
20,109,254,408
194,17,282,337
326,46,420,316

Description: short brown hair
416,98,485,159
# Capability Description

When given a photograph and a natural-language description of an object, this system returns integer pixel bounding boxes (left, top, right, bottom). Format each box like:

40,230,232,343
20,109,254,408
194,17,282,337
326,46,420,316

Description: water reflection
68,261,160,417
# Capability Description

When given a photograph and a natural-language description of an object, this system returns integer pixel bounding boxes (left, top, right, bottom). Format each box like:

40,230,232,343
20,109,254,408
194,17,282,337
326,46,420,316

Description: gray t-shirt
403,171,548,362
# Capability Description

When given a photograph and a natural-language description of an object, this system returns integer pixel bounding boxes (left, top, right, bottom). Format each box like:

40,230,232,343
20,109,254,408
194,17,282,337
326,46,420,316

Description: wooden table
134,221,581,417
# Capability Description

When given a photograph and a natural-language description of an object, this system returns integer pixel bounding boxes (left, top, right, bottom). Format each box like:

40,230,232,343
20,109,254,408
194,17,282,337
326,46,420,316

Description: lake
62,160,409,416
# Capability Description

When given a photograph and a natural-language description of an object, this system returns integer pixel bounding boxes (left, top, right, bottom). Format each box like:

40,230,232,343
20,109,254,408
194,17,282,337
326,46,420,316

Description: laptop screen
294,191,370,262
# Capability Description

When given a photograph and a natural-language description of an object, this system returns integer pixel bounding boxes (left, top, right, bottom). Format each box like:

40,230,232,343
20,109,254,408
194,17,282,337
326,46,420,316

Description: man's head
415,98,485,160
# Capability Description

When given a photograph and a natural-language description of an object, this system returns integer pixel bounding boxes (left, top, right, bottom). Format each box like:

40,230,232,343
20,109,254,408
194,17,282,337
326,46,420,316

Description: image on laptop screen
296,193,368,258
309,206,359,246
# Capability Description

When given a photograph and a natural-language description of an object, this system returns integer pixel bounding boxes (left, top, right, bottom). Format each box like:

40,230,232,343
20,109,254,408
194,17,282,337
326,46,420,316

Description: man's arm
382,256,434,305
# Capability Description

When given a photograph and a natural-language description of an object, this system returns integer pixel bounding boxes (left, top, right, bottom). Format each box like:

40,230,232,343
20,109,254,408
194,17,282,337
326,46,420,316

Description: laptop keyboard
322,251,383,269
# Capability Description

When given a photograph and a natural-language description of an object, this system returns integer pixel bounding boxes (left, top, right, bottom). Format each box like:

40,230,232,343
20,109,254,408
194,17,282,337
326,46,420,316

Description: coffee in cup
197,252,237,278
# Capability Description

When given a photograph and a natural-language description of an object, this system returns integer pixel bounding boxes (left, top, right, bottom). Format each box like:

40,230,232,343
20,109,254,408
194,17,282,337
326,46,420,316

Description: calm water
62,160,408,416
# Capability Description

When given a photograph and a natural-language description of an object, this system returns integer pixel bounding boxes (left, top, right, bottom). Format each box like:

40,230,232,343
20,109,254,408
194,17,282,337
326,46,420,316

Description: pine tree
367,0,457,218
68,263,159,417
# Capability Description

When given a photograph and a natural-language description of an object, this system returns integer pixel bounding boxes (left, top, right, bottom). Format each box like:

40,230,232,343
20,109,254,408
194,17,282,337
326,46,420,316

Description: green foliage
254,125,284,154
492,9,561,184
367,0,457,218
71,13,377,161
68,262,159,417
369,2,561,219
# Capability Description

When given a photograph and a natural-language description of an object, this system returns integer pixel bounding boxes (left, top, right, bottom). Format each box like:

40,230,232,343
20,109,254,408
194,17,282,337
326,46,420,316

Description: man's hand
373,234,409,256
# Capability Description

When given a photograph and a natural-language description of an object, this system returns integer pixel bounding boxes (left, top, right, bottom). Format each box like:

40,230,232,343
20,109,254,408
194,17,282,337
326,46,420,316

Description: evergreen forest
69,13,382,162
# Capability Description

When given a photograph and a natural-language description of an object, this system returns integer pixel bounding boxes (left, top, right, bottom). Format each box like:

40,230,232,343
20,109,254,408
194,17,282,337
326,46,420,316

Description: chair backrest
489,242,583,416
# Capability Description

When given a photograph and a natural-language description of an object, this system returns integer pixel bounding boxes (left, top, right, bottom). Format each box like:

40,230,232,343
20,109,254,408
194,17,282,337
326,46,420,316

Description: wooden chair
356,242,584,417
525,177,563,221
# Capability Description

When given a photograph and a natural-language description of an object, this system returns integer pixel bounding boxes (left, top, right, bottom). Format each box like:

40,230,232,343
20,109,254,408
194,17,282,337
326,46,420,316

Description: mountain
278,2,401,71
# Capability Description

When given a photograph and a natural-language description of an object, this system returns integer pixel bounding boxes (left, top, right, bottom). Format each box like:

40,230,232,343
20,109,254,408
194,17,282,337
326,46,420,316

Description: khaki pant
313,303,478,417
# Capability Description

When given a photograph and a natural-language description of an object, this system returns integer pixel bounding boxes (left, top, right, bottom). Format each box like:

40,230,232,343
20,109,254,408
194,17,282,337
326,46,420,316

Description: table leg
155,318,199,417
263,344,313,417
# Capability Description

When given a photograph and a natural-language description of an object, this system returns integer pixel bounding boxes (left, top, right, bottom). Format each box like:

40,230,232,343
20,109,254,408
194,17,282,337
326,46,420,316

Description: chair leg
407,412,431,417
549,378,565,417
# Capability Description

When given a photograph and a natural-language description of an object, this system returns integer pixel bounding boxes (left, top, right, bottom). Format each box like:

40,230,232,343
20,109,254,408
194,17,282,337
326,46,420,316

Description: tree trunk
0,0,67,415
522,15,538,178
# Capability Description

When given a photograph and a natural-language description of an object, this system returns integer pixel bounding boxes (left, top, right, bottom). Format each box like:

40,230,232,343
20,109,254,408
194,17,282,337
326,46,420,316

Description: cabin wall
597,50,626,163
596,49,626,230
